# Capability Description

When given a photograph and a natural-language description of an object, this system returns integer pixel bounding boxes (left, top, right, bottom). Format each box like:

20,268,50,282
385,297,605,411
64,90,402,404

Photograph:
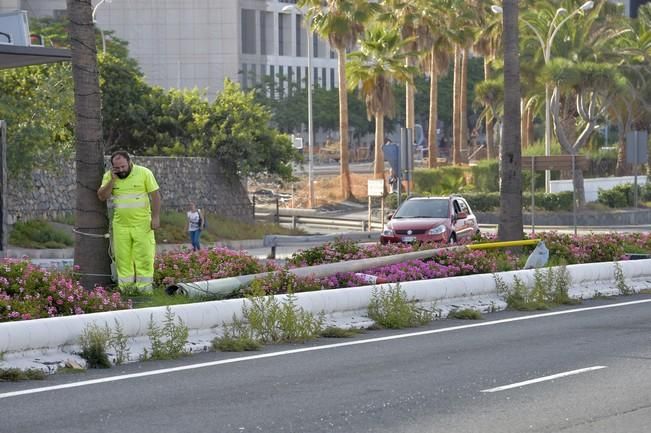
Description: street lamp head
490,5,503,14
281,5,294,12
556,7,567,15
579,1,594,12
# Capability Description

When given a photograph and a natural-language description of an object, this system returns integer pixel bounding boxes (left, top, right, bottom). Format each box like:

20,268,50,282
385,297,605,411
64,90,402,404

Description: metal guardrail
263,232,380,258
256,211,384,232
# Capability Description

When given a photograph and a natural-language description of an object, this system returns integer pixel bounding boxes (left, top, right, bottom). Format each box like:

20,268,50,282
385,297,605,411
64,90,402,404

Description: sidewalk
3,238,304,265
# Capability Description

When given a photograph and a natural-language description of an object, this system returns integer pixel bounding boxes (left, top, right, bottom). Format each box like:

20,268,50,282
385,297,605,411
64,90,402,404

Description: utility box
0,10,31,46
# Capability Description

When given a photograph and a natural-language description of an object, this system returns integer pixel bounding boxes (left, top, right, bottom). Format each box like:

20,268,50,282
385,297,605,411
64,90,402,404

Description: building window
313,68,318,88
260,12,273,55
296,14,304,57
241,63,248,89
241,9,256,55
279,13,291,56
269,65,275,98
321,67,326,88
330,68,336,89
295,66,301,90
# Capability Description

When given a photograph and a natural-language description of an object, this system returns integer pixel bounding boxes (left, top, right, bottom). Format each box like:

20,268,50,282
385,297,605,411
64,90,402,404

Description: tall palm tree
67,0,111,289
347,27,416,179
498,0,523,241
420,0,463,168
475,2,504,160
448,4,478,165
299,0,379,200
379,0,425,136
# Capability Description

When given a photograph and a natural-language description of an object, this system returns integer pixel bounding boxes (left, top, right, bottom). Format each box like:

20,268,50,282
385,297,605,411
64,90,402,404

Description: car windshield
393,199,448,219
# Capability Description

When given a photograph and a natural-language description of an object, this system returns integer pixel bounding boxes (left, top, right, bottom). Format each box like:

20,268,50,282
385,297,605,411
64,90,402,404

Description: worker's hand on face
151,216,160,230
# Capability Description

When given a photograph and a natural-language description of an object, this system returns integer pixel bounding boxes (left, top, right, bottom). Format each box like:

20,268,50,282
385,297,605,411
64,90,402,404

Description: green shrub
524,191,574,211
143,307,189,360
598,183,642,208
413,166,468,195
469,160,499,192
79,324,111,369
462,192,500,212
367,284,433,329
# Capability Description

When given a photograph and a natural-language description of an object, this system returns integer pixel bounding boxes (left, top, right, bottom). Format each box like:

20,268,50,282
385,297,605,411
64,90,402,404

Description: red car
380,195,479,244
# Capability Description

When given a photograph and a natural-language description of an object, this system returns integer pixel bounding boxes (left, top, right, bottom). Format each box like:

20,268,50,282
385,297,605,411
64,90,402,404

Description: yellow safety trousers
113,222,155,293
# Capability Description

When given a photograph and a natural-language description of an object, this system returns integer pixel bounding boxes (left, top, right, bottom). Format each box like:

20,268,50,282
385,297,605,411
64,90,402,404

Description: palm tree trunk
527,107,535,147
484,59,494,160
67,0,112,289
615,119,630,176
498,0,523,241
453,46,461,165
337,48,352,199
459,47,469,163
427,51,438,168
405,58,415,130
374,113,385,179
520,99,528,148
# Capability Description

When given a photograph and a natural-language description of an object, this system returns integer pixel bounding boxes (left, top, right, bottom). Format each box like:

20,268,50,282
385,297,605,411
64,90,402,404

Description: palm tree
448,3,478,165
347,27,416,179
498,0,523,241
67,0,111,288
299,0,379,200
475,2,503,160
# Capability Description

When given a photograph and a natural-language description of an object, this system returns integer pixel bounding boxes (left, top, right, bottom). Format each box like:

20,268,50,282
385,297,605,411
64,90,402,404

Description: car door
452,199,471,240
456,199,477,240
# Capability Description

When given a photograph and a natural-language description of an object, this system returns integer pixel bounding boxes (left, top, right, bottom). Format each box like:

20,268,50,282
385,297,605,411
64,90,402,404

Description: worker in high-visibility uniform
98,151,161,293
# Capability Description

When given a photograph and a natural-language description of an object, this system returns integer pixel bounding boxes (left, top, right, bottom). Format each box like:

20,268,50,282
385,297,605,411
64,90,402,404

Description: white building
0,0,339,95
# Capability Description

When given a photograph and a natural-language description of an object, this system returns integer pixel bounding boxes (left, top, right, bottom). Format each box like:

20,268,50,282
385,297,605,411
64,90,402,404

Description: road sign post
368,179,385,231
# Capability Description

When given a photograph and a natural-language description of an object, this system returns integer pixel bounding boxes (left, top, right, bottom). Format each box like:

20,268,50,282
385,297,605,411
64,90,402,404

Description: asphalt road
2,296,651,433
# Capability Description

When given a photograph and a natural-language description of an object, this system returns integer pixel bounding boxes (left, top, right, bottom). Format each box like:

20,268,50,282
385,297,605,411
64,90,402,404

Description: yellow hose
467,239,540,250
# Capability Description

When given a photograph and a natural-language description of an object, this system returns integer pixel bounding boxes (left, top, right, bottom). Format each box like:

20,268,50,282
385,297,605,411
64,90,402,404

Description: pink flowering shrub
154,246,279,287
0,260,130,322
531,232,647,264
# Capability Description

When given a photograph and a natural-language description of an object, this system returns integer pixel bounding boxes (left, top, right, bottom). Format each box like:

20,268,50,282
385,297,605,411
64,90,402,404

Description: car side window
458,199,469,214
453,200,461,214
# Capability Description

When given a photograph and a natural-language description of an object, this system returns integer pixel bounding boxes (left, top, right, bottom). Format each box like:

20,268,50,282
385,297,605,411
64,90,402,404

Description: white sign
367,179,385,197
291,135,304,149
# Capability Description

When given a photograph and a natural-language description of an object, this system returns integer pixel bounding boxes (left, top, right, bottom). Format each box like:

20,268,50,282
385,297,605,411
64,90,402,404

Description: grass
8,211,303,249
0,368,47,381
320,327,365,338
9,219,73,249
155,211,304,244
447,308,483,320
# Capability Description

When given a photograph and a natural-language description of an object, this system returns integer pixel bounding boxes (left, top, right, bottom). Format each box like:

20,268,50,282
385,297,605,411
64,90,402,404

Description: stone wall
8,156,253,223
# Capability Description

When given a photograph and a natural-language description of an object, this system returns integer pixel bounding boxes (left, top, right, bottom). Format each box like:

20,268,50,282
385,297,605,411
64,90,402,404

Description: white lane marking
1,298,650,400
481,366,608,393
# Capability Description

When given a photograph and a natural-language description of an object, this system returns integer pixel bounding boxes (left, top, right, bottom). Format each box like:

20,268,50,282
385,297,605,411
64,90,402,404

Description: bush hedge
597,183,651,208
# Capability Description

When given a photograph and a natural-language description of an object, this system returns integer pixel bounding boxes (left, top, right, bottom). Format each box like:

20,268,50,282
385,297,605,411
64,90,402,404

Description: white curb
1,259,651,371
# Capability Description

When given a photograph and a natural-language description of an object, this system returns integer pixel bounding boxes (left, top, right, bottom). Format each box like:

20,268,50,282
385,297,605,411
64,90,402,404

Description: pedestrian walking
185,202,204,251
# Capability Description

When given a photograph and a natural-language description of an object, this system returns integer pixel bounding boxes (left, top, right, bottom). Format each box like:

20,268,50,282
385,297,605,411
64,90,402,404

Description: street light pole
92,0,113,54
491,1,593,193
306,25,314,208
282,5,314,208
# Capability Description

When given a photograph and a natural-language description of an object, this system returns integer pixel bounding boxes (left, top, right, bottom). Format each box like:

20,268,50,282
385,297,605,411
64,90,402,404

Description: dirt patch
249,173,385,209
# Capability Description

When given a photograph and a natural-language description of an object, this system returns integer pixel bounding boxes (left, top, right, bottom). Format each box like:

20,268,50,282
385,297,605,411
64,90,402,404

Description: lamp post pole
282,5,314,208
92,0,112,54
306,25,314,208
492,1,594,193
